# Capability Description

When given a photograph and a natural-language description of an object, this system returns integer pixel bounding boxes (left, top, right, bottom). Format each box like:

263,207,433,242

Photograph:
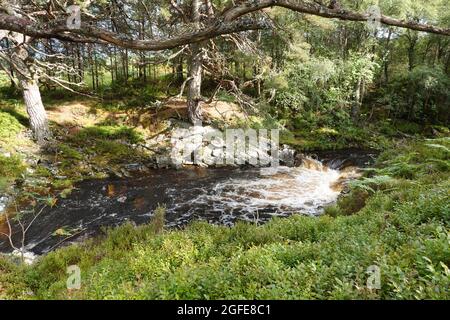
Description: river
0,149,377,255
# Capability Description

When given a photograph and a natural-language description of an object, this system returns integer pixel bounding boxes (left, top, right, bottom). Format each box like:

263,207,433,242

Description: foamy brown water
166,158,355,226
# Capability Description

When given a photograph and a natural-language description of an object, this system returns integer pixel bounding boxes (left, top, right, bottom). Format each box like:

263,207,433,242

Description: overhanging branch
0,0,448,53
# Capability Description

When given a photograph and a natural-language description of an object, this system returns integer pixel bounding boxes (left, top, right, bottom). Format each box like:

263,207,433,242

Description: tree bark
187,0,204,124
187,42,204,123
5,29,52,146
20,79,51,145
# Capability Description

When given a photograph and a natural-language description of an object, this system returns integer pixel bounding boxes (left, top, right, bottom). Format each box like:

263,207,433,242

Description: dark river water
0,149,377,255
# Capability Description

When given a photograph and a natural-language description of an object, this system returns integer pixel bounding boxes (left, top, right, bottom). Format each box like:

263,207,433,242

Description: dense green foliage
258,0,450,137
378,66,450,123
1,138,448,299
273,53,378,126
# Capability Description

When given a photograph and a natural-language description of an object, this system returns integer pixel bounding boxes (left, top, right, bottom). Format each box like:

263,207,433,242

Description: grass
0,105,28,193
70,125,143,145
0,154,26,193
279,117,450,152
280,128,382,151
0,107,27,146
65,125,146,165
0,138,448,300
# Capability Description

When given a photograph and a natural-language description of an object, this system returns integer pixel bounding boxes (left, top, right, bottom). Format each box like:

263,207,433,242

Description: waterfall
166,157,355,227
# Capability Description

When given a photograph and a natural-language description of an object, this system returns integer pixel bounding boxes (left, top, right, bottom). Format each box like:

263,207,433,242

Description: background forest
1,0,449,140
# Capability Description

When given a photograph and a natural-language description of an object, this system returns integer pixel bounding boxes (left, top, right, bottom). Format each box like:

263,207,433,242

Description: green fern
425,143,450,153
349,175,396,193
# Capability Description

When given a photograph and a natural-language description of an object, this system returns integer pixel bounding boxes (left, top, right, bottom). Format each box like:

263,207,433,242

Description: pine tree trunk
21,79,51,145
8,33,51,146
187,42,204,123
187,0,203,124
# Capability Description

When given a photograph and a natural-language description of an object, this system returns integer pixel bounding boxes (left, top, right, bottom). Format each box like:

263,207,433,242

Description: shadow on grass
0,106,29,127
